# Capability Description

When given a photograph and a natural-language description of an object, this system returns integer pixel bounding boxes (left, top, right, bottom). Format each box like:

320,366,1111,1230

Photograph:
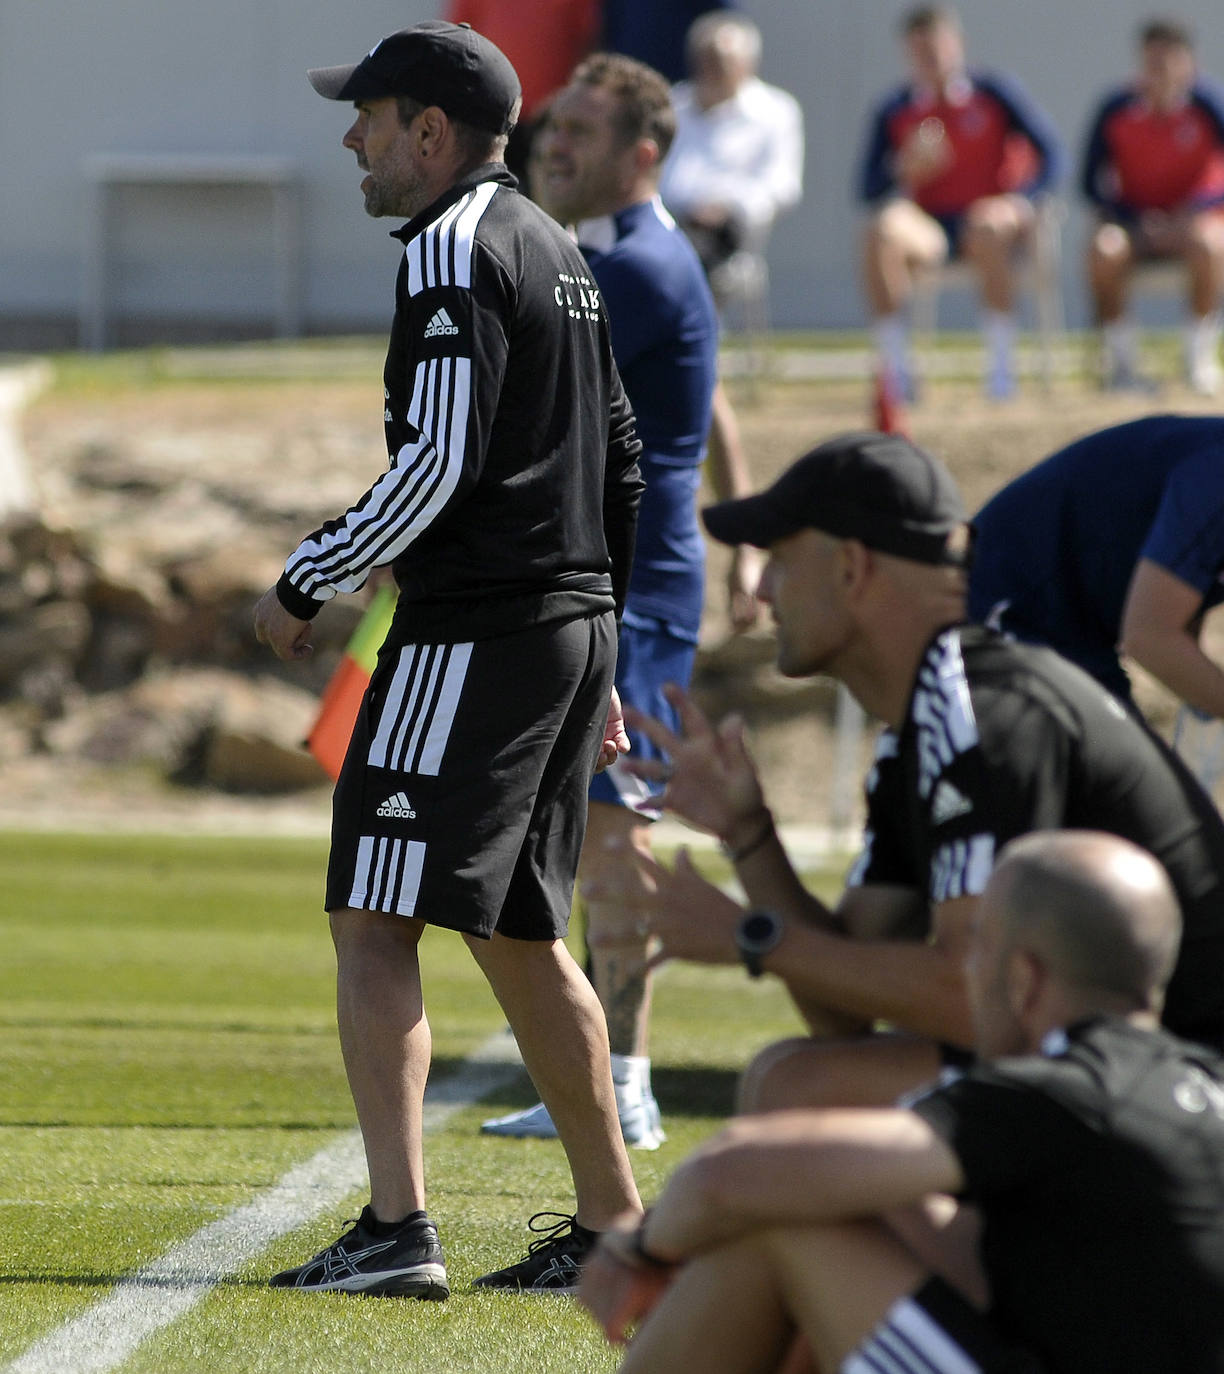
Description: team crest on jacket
554,271,601,322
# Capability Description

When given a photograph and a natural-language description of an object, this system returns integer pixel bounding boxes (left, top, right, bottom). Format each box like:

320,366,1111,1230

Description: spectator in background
483,52,756,1151
970,414,1224,715
658,12,804,291
581,832,1224,1374
601,0,741,85
1081,18,1224,394
444,0,599,180
858,5,1062,401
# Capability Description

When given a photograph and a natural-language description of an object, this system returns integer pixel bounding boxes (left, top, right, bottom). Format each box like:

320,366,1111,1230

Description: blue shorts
590,611,698,820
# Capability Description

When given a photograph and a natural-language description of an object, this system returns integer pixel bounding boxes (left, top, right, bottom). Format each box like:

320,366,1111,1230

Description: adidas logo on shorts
423,308,459,339
377,791,417,819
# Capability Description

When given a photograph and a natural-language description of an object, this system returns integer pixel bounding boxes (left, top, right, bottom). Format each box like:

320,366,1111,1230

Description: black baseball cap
703,430,970,566
307,21,521,135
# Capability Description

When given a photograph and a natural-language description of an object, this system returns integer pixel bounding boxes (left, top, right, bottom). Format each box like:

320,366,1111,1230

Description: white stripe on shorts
841,1295,982,1374
348,834,428,918
368,641,473,774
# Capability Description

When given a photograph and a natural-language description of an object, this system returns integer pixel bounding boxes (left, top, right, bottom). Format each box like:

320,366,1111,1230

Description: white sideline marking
5,1030,524,1374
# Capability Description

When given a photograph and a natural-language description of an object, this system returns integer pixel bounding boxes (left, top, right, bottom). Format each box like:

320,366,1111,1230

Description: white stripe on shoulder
913,629,978,800
405,181,499,295
449,181,499,290
648,194,677,231
407,193,466,296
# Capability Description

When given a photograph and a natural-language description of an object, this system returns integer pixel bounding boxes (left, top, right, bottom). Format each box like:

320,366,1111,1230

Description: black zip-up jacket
277,165,644,642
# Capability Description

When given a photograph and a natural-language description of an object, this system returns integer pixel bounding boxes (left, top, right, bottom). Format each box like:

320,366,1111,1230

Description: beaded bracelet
721,809,775,864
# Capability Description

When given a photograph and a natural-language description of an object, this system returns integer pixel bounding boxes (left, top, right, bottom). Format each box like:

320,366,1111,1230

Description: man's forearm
1125,626,1224,719
704,382,753,502
640,1111,963,1262
726,820,842,932
760,924,974,1046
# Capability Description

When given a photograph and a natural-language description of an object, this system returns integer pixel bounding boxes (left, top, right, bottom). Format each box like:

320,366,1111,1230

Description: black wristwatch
736,909,784,978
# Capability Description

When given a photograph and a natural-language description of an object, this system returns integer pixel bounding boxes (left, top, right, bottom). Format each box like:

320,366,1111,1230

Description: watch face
741,911,779,949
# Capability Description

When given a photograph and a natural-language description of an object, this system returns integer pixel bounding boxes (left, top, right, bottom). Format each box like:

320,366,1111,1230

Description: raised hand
583,839,745,969
622,684,769,842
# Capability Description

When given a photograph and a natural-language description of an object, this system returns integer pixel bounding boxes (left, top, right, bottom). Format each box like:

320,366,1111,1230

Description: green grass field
0,831,844,1373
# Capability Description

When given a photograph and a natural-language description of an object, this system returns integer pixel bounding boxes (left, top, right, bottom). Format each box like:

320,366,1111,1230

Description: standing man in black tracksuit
254,21,645,1297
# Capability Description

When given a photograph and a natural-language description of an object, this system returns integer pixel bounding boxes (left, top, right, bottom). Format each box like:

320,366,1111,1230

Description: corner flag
306,585,396,780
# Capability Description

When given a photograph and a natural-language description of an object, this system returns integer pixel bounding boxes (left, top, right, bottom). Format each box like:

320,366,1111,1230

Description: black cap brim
703,492,801,549
308,63,374,101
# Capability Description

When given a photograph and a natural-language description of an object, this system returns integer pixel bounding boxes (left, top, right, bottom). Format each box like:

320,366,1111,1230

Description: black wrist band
630,1216,673,1270
723,810,774,864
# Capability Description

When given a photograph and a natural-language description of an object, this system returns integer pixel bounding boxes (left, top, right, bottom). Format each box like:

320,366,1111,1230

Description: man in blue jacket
483,52,754,1149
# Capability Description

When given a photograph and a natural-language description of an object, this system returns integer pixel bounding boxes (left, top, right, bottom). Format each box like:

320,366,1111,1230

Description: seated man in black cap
254,20,644,1297
599,429,1224,1118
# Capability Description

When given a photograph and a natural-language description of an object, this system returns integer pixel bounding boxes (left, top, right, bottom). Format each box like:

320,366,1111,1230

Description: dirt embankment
5,358,1222,834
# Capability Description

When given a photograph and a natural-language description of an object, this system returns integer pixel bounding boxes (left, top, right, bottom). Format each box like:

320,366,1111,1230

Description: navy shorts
589,610,698,821
326,612,616,941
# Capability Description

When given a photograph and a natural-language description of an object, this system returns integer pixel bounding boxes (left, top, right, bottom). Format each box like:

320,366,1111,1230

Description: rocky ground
3,341,1222,838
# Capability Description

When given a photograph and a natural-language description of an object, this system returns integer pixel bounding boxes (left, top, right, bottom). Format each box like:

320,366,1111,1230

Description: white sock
1103,319,1138,372
981,309,1016,372
610,1052,652,1102
872,313,910,379
1185,312,1222,367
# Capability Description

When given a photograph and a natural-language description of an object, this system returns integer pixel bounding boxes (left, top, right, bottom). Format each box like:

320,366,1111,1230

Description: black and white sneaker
471,1211,598,1294
270,1206,449,1298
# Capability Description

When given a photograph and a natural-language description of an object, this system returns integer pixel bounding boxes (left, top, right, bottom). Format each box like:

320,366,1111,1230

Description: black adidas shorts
848,1277,1048,1374
325,611,616,940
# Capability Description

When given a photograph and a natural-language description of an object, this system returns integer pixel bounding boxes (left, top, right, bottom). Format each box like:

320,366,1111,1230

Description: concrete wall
3,0,1223,341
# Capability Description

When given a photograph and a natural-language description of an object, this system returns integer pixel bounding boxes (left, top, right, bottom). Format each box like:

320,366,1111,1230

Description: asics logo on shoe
423,308,459,339
377,792,417,819
298,1238,397,1286
535,1255,581,1289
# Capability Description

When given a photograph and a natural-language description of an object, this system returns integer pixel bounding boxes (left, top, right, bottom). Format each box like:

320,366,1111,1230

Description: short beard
362,182,392,218
361,156,428,219
362,175,409,219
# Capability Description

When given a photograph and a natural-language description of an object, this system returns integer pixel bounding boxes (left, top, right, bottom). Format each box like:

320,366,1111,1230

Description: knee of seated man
1092,220,1133,261
1186,212,1224,254
963,199,1022,244
737,1036,941,1115
736,1036,845,1115
870,200,940,254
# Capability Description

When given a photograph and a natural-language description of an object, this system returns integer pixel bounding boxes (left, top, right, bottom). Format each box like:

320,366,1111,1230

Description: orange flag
306,585,396,780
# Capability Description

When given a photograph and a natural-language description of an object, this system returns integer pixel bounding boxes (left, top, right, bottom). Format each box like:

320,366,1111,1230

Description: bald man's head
967,832,1183,1055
